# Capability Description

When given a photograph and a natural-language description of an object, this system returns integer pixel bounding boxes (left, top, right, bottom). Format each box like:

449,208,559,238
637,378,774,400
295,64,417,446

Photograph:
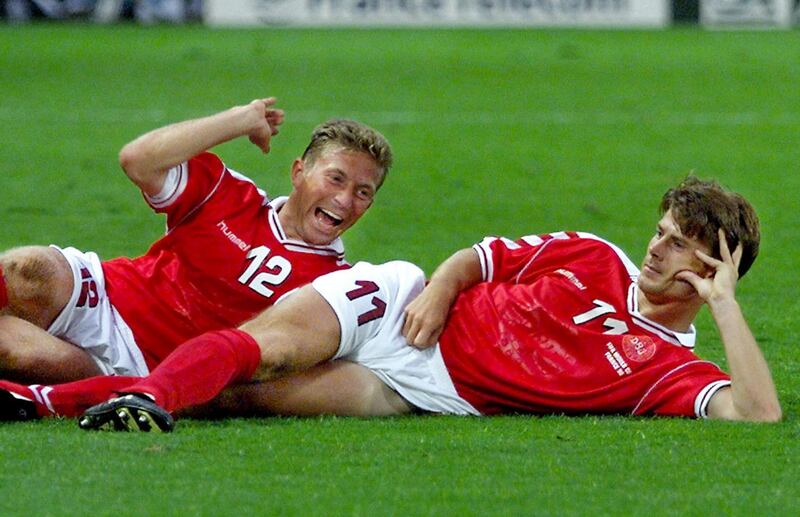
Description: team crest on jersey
622,335,657,363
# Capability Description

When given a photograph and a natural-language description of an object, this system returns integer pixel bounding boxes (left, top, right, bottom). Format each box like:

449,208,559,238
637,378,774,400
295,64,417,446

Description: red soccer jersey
102,152,349,368
439,232,731,418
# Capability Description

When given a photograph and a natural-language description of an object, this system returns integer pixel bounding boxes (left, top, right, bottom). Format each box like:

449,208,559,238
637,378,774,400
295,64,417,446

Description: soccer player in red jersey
2,177,781,428
201,177,779,423
0,97,392,385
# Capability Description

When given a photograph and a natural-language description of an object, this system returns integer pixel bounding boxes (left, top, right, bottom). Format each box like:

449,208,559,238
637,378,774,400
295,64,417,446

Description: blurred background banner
3,0,799,25
1,0,203,23
203,0,671,27
700,0,794,27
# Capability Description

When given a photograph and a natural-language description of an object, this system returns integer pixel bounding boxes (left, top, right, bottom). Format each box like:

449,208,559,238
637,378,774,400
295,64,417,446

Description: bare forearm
118,104,262,195
419,248,483,315
427,248,482,299
710,299,781,422
402,248,481,347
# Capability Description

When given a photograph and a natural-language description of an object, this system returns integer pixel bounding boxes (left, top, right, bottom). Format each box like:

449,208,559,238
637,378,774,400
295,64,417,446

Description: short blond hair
301,119,393,188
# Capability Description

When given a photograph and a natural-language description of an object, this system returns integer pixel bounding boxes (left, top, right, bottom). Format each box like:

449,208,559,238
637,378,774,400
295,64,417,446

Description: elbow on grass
754,405,783,423
738,402,783,423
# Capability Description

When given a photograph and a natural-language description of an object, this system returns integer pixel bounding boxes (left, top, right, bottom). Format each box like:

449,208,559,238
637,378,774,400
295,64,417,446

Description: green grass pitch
1,24,799,515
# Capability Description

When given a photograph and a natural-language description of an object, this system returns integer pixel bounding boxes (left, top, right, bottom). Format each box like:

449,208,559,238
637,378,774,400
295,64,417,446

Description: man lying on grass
1,177,781,429
0,97,392,385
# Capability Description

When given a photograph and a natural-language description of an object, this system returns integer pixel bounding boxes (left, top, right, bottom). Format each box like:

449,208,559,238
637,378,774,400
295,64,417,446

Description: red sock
0,264,8,310
123,329,261,413
1,376,141,418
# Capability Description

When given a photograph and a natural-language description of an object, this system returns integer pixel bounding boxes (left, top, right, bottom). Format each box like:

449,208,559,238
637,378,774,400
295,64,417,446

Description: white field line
1,108,799,126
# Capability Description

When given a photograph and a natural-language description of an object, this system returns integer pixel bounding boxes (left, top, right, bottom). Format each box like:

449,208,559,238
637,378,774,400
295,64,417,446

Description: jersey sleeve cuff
145,162,188,209
473,239,494,282
694,380,732,419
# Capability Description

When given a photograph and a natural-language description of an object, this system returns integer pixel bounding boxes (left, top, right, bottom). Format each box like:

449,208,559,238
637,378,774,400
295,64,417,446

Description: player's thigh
0,315,104,383
240,284,342,375
0,246,73,328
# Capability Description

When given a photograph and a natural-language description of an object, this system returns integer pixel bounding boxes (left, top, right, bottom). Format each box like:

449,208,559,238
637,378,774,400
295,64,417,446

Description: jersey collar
267,196,346,257
627,283,697,348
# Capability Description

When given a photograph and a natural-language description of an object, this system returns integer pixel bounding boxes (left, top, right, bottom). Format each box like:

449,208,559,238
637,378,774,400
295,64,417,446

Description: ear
290,158,305,188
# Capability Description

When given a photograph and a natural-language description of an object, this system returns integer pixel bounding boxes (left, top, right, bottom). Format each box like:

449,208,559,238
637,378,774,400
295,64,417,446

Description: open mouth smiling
316,207,343,227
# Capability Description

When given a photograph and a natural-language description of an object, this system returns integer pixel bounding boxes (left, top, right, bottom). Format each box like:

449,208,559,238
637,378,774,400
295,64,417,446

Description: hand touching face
638,210,713,302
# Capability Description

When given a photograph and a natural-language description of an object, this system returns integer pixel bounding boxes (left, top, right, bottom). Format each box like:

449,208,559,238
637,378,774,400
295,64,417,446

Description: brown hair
301,119,393,188
660,176,760,278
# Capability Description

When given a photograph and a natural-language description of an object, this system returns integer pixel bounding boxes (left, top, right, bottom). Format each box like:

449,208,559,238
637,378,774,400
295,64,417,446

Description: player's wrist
429,276,462,299
707,296,740,318
224,104,261,134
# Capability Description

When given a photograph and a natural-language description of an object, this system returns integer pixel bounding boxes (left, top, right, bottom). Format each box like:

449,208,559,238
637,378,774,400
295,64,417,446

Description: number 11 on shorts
345,280,386,326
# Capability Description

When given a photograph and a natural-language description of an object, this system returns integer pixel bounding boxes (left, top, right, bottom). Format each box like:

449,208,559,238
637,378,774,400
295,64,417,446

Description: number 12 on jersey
238,245,291,297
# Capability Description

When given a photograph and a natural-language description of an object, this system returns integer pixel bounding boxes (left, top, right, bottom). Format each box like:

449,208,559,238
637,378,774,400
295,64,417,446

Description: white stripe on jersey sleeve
473,240,493,282
498,237,521,249
694,380,732,419
146,162,188,209
520,235,544,246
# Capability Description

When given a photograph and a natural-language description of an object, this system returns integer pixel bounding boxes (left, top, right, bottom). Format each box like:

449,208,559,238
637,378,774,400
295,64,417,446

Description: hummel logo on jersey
217,221,251,252
555,269,586,291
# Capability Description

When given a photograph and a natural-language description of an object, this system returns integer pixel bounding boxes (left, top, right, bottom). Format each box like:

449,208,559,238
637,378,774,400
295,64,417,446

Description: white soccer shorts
47,246,149,376
311,261,479,416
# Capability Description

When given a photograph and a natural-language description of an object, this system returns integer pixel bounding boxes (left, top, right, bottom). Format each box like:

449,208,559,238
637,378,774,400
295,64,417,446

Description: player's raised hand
247,98,285,154
676,229,742,306
402,283,453,349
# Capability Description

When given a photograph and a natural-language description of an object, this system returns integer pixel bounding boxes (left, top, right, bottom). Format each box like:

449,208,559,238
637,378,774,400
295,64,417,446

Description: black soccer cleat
0,387,39,422
78,394,175,433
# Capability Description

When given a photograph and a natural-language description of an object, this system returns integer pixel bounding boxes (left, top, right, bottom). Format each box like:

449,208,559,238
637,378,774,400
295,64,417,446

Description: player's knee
244,322,311,381
346,366,413,416
241,290,339,380
0,246,72,323
253,334,296,380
